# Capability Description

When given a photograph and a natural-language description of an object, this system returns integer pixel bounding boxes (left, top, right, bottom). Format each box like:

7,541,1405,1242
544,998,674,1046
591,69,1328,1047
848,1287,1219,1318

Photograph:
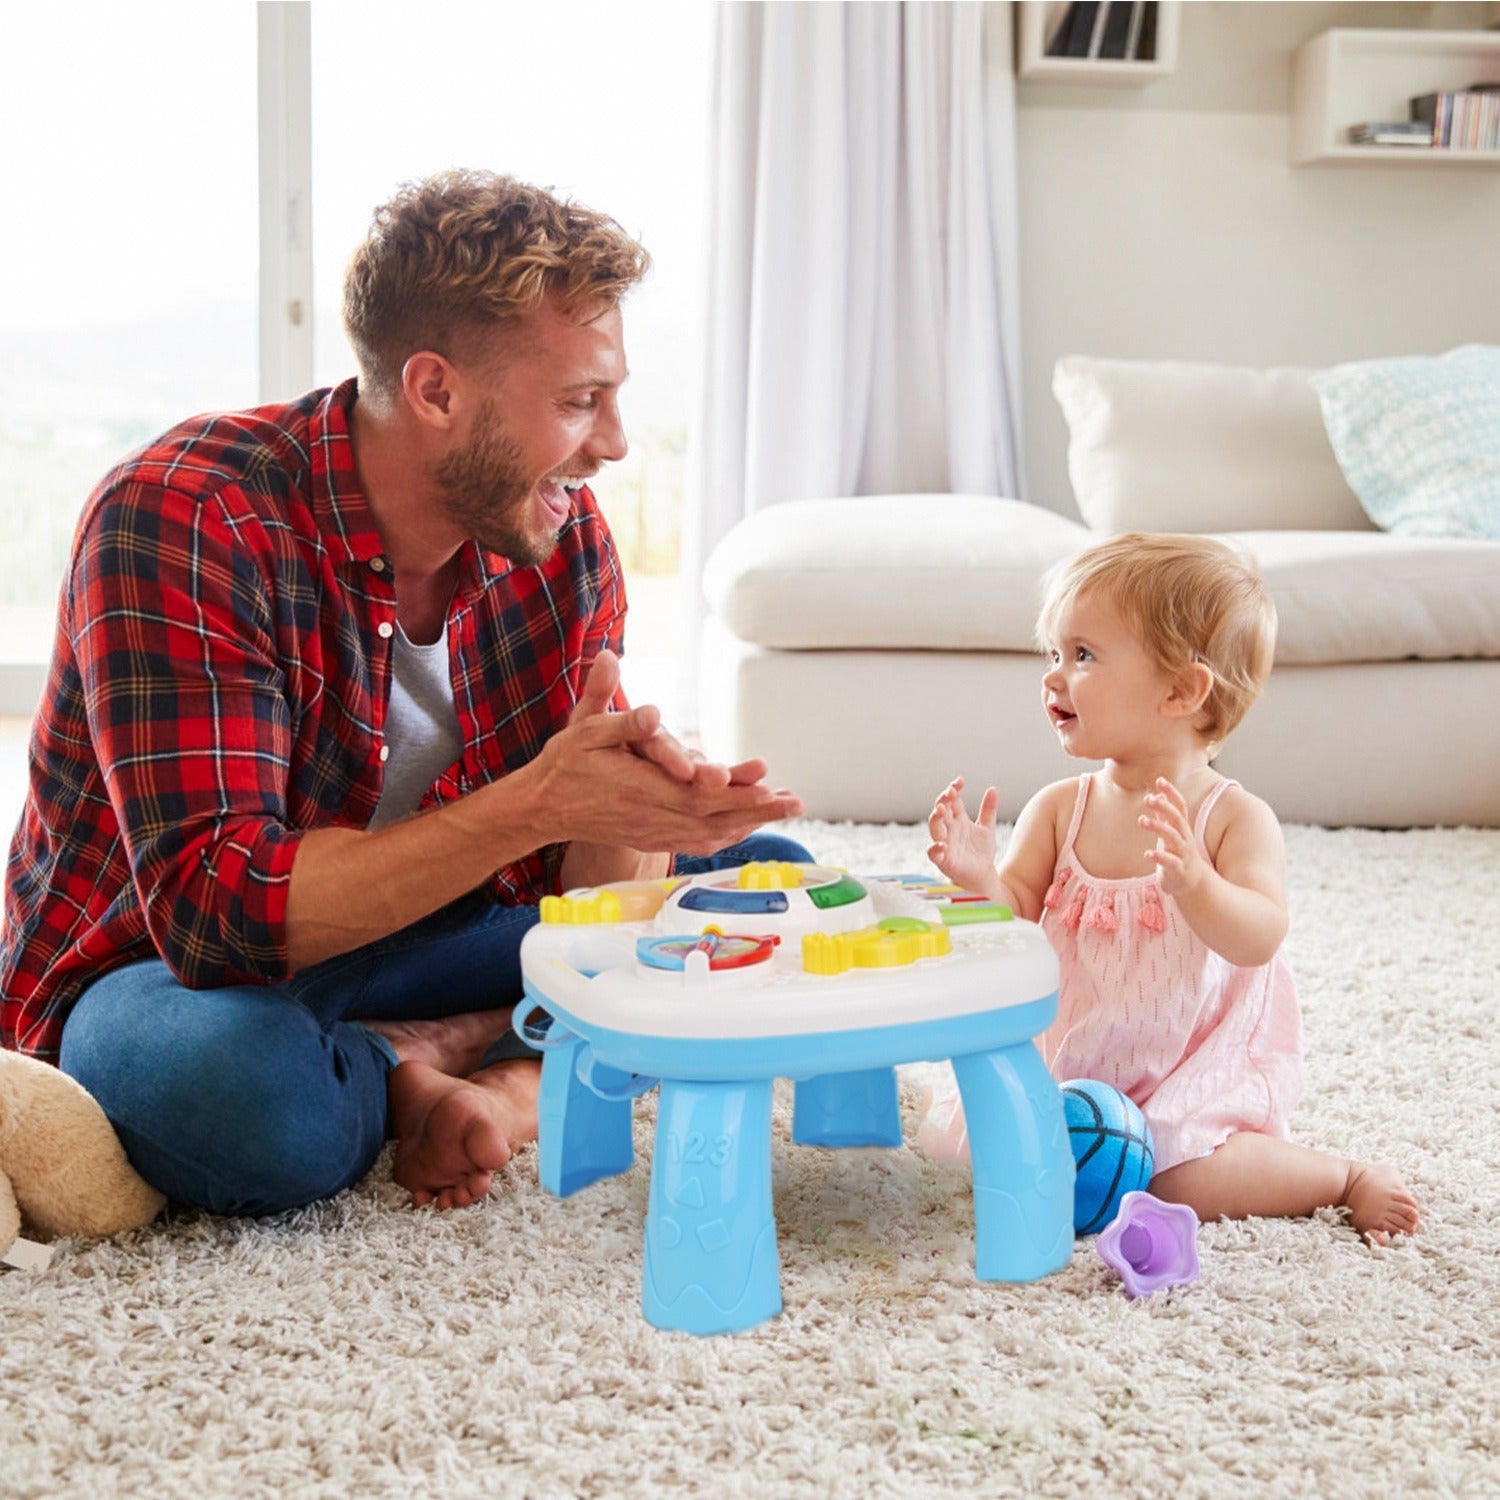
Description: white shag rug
3,820,1497,1499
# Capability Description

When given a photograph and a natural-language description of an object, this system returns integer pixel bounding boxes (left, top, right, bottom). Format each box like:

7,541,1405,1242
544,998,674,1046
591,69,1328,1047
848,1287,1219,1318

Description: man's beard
434,400,561,567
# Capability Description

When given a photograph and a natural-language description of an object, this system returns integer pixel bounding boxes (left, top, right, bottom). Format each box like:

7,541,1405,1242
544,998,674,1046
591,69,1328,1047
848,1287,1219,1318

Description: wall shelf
1291,28,1500,167
1016,2,1180,86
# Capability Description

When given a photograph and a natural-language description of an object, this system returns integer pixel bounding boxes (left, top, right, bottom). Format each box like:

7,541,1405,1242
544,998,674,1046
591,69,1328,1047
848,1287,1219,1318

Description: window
0,1,708,726
310,0,711,721
0,3,259,643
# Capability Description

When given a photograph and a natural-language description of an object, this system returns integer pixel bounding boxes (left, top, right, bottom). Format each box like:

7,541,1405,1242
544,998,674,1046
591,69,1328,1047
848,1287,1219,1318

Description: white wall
1012,1,1500,516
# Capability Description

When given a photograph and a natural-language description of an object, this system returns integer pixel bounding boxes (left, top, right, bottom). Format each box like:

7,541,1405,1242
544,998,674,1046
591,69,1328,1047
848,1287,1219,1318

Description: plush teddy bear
0,1050,164,1269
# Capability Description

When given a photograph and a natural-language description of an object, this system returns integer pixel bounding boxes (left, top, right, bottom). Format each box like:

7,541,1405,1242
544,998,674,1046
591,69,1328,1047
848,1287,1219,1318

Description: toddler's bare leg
1150,1132,1421,1245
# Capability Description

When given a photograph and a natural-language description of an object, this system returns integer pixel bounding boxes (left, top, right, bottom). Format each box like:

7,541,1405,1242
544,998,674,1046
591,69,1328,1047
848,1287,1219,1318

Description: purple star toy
1096,1190,1201,1298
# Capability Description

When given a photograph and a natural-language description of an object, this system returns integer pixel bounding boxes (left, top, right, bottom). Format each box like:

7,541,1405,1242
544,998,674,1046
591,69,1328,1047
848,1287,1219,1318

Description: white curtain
679,0,1023,723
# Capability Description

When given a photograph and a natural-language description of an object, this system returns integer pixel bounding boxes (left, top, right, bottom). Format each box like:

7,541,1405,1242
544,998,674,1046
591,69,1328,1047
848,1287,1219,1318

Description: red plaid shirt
1,381,626,1062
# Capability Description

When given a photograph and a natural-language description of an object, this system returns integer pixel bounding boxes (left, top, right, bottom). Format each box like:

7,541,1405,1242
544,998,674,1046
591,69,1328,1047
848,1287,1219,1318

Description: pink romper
1038,774,1304,1171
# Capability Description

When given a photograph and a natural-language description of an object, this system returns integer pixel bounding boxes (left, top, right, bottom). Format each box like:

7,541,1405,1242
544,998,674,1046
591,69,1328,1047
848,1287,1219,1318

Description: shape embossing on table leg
642,1078,782,1333
953,1041,1074,1281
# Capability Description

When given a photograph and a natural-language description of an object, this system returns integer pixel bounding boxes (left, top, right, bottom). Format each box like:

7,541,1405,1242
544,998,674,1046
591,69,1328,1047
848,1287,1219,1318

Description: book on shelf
1137,1,1158,63
1098,2,1136,60
1347,122,1435,147
1409,84,1500,151
1063,3,1100,58
1087,1,1115,57
1040,1,1159,63
1043,3,1073,55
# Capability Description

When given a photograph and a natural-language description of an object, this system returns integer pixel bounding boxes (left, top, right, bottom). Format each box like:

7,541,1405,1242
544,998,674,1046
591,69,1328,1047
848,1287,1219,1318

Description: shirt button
379,745,390,763
377,621,394,639
370,556,387,573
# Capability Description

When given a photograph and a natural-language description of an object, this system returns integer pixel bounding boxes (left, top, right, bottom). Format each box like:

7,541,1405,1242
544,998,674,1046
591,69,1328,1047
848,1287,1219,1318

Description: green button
806,873,867,910
939,903,1013,926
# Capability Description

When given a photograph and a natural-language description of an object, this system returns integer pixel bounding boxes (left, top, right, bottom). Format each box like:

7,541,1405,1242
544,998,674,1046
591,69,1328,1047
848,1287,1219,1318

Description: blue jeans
60,832,814,1217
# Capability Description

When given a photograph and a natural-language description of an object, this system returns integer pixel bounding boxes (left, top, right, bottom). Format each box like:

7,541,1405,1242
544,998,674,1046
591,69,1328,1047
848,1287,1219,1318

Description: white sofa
698,359,1500,828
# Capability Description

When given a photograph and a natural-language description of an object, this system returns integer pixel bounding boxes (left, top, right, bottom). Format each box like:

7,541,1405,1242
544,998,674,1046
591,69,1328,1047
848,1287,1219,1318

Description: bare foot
363,1008,514,1076
387,1059,541,1210
1342,1162,1422,1245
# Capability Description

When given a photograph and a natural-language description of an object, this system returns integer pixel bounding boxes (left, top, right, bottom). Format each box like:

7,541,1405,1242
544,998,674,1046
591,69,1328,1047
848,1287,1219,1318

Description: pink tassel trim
1063,894,1086,932
1043,868,1071,910
1087,893,1118,935
1138,889,1168,934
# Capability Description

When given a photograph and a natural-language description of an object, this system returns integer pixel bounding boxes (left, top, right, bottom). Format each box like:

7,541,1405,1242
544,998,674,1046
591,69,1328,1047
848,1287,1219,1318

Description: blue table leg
952,1040,1074,1281
536,1036,635,1199
792,1068,903,1147
641,1078,781,1334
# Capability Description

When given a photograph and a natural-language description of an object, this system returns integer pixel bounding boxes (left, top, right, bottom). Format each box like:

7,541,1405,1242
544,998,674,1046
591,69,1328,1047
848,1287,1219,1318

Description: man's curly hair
342,169,651,401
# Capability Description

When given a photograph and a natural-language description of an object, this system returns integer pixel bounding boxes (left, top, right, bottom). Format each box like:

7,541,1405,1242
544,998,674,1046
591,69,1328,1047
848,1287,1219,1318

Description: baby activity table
515,863,1074,1334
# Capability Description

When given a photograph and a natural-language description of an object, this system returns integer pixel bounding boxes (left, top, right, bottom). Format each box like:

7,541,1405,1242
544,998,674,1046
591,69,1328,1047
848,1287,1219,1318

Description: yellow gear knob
539,889,625,925
736,861,806,890
801,919,951,975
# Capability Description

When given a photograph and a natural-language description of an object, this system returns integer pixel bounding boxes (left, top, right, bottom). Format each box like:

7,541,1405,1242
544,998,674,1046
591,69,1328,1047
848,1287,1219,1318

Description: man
0,170,806,1217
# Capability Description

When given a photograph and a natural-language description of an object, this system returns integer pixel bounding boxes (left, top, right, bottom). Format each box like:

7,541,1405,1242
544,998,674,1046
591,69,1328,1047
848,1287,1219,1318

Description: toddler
920,533,1420,1244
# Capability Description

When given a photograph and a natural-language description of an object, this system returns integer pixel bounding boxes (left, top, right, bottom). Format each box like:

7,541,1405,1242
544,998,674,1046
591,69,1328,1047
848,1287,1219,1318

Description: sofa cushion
1235,530,1500,664
1052,357,1374,534
701,495,1090,650
703,496,1500,665
1310,345,1500,540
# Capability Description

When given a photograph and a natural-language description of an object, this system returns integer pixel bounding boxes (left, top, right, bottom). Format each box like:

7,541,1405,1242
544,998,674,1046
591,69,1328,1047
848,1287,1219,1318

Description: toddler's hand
926,776,999,892
1141,778,1206,897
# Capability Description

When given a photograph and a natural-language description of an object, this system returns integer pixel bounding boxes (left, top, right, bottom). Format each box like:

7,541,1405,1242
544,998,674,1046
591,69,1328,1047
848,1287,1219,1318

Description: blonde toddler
920,533,1420,1244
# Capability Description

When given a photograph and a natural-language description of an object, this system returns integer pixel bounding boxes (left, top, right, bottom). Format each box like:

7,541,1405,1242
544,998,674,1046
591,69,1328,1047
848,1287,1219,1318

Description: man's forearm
283,702,803,973
284,778,545,972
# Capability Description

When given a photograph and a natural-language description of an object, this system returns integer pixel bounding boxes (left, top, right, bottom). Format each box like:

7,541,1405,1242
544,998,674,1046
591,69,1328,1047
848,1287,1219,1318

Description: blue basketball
1061,1079,1155,1235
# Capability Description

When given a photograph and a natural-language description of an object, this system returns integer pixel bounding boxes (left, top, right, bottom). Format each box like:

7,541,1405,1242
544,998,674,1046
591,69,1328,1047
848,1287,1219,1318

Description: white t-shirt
369,620,465,829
